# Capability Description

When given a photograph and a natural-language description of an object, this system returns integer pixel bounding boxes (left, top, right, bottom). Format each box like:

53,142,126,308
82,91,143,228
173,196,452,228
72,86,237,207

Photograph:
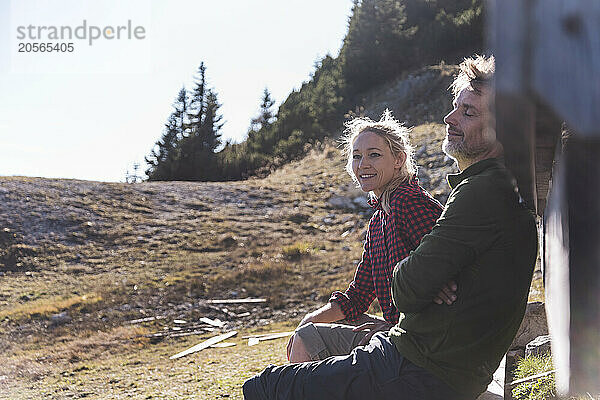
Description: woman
288,110,449,362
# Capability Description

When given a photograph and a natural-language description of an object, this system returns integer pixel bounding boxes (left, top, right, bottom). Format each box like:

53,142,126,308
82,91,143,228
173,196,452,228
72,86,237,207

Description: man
243,55,538,400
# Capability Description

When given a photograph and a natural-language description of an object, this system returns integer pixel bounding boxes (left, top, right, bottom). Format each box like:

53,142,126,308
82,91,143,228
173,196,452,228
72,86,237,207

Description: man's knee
243,364,272,400
243,364,301,400
242,375,257,400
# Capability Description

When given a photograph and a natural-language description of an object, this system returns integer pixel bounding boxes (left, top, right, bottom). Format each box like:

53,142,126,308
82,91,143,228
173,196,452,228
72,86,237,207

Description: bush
512,353,556,400
281,242,313,260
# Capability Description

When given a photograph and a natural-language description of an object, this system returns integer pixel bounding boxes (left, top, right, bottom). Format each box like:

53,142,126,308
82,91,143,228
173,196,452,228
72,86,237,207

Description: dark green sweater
390,158,538,399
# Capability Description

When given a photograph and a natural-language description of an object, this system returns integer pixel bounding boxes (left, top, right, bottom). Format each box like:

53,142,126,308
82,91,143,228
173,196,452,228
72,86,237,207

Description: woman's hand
353,318,393,346
296,313,316,329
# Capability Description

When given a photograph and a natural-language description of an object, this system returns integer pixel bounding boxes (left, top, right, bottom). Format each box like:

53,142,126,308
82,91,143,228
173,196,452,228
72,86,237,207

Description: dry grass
281,242,314,260
0,146,365,398
0,322,293,400
528,257,545,303
0,293,102,322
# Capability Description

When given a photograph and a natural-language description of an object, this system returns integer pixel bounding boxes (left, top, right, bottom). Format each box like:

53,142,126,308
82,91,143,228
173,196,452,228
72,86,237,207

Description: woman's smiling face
351,130,404,197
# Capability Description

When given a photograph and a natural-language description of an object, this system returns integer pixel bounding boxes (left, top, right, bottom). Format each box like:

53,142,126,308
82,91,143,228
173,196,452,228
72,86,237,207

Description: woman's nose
358,157,370,169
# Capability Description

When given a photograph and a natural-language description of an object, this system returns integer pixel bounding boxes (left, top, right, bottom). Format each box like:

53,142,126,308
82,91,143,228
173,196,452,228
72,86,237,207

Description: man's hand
352,320,392,346
433,280,457,305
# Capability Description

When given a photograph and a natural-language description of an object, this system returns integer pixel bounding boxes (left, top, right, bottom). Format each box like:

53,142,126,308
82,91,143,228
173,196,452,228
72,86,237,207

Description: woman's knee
288,330,312,363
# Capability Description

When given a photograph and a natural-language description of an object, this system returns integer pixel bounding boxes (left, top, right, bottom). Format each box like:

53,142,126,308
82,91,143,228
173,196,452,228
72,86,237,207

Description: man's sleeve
330,230,376,322
392,178,500,313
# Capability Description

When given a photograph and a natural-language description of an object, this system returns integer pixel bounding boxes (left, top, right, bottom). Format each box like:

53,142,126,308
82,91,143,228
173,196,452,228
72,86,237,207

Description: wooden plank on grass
166,330,209,339
200,317,225,327
509,370,556,387
210,342,236,348
242,332,284,339
128,316,165,324
170,331,238,359
243,331,295,339
257,331,294,341
204,298,266,304
247,331,294,346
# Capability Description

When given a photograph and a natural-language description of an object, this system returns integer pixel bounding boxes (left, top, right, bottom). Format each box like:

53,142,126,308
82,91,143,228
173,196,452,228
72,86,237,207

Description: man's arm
392,178,500,313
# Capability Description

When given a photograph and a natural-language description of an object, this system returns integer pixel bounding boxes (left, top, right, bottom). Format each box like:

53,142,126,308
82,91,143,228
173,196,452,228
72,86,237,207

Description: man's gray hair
450,55,495,97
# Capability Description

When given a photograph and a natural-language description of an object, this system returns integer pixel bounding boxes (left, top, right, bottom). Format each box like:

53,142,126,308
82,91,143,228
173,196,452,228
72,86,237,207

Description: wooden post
530,1,600,139
533,106,561,215
564,138,600,395
530,1,600,396
490,0,600,396
544,143,571,395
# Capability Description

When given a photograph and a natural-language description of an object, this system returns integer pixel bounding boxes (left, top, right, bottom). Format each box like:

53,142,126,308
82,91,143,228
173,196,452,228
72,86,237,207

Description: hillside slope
0,124,456,326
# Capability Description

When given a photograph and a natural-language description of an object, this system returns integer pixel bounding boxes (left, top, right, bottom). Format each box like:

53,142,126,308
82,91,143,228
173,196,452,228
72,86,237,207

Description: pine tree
188,62,206,130
200,89,223,153
250,88,276,132
176,63,223,181
175,86,189,139
341,0,415,92
145,112,180,180
145,86,190,180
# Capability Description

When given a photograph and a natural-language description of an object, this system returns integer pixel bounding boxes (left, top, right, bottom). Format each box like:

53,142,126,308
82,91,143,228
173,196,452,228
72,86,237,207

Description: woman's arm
329,226,377,321
297,301,345,328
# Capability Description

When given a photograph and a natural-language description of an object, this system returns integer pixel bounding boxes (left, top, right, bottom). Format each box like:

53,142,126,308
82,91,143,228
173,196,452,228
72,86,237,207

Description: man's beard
442,137,490,165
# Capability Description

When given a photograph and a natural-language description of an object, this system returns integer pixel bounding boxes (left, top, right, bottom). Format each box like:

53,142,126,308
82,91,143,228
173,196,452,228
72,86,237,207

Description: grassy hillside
0,64,542,399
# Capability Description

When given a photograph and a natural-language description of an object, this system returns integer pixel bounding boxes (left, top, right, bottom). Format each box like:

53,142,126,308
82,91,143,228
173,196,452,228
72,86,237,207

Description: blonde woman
287,110,449,362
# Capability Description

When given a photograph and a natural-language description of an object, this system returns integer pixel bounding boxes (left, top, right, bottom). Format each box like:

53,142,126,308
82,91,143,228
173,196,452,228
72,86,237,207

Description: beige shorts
293,322,369,361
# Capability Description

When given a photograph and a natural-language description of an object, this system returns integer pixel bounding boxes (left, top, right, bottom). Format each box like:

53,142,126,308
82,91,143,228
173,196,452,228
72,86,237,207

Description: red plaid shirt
330,179,443,324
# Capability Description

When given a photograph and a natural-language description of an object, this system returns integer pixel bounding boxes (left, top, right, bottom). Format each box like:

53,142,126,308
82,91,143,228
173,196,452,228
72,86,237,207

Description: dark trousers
243,333,464,400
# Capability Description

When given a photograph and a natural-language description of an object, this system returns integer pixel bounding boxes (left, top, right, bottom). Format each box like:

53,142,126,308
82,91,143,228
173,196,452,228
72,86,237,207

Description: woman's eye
352,154,361,160
369,152,381,158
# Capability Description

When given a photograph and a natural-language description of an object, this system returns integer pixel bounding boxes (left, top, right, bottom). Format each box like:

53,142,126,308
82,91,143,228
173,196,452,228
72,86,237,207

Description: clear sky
0,0,354,182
